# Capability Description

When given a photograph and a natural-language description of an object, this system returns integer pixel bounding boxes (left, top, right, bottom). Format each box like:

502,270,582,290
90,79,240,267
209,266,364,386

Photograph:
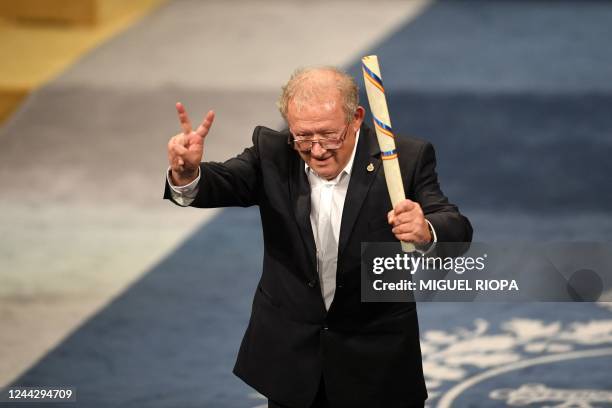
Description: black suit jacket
164,124,472,407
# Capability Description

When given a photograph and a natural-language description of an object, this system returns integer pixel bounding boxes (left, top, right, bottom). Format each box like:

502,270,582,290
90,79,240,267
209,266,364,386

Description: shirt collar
304,128,360,180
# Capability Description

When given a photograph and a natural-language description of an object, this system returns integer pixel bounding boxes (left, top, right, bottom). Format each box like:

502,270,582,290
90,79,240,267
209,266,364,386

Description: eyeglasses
288,124,350,152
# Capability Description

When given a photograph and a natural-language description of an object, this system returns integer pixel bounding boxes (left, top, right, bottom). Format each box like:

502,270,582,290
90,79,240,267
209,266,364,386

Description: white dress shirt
305,131,359,310
167,129,436,311
167,167,200,206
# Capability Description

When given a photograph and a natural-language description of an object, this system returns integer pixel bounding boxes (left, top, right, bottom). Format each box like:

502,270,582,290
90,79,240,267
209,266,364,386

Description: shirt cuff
426,219,437,243
167,166,200,206
415,219,438,255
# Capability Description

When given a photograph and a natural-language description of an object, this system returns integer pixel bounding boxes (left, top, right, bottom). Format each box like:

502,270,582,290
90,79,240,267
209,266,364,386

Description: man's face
287,93,364,180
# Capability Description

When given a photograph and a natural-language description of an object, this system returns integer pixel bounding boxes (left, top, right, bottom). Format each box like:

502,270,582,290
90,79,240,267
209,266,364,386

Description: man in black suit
164,67,472,408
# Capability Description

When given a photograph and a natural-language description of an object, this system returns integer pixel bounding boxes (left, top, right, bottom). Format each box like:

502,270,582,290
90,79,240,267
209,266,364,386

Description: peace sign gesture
167,102,215,186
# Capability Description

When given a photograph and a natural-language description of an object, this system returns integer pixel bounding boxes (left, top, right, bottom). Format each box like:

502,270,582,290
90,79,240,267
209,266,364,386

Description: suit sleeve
163,126,262,208
411,142,473,244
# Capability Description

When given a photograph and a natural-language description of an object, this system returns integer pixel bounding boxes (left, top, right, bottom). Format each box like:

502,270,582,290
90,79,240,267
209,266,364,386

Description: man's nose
311,141,327,156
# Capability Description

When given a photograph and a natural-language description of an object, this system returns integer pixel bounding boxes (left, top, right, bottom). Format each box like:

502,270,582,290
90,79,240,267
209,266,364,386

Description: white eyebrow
292,127,339,137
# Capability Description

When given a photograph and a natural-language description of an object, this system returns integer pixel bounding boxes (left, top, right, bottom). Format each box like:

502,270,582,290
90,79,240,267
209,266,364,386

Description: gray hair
277,66,359,124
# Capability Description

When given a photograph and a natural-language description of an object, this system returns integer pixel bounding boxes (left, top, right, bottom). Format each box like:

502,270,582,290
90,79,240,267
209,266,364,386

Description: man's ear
353,106,366,129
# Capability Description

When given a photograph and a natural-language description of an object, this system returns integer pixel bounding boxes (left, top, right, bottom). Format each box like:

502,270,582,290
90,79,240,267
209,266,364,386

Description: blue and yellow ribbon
362,63,385,93
381,148,398,160
373,116,394,138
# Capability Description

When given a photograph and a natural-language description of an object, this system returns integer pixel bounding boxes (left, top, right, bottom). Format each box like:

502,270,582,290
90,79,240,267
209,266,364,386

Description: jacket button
308,281,316,288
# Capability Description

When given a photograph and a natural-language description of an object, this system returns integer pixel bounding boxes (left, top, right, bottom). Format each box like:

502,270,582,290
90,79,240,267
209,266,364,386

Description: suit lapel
338,125,381,257
288,150,317,278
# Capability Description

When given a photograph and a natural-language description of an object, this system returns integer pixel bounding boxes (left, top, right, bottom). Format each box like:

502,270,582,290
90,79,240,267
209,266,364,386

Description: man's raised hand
168,102,215,186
